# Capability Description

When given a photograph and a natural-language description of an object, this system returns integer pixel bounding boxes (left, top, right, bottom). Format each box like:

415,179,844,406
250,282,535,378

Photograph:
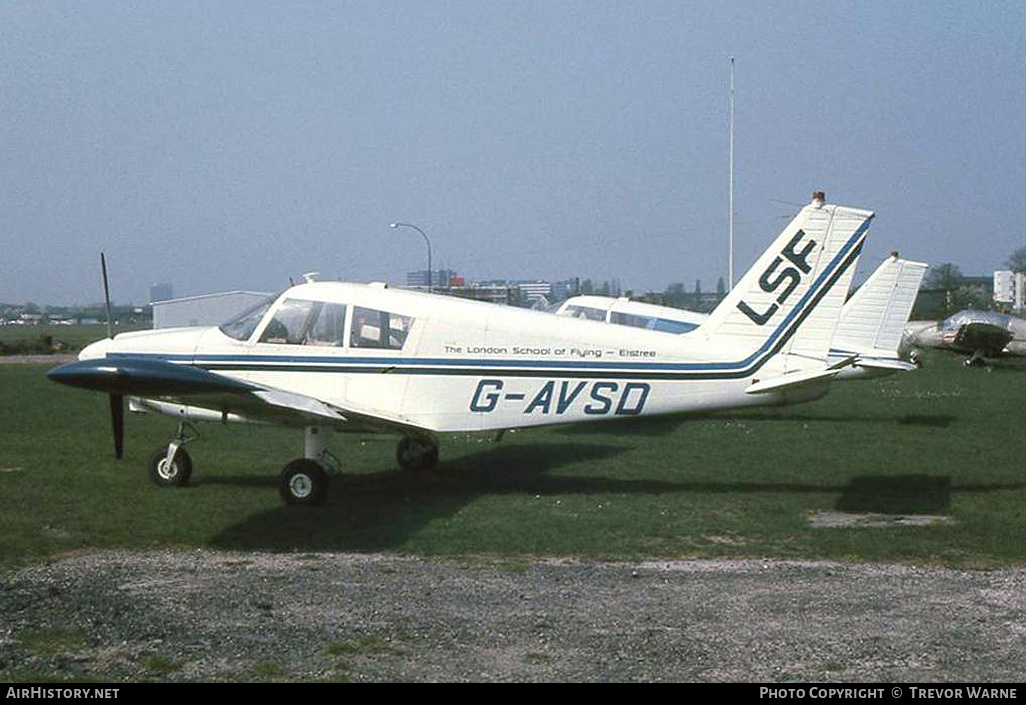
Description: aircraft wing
950,322,1013,354
47,357,430,435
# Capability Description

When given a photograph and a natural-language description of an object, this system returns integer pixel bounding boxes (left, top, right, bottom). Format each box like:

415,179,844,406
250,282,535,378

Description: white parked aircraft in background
49,192,873,506
556,254,928,380
556,295,707,334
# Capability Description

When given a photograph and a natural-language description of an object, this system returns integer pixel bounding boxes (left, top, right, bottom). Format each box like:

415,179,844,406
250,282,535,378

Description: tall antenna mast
728,56,735,292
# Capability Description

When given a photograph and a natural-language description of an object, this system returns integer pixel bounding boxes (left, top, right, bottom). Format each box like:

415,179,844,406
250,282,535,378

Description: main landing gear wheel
280,459,329,506
396,436,439,473
149,447,193,487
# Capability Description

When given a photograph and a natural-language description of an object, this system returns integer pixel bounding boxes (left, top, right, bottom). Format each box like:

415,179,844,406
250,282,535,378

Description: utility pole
728,56,735,292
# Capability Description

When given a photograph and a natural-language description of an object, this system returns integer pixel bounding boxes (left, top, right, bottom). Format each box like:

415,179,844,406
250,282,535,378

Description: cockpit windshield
218,293,279,341
939,310,1010,331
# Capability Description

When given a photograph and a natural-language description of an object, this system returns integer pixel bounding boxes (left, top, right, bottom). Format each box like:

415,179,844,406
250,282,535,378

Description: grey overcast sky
2,1,1024,305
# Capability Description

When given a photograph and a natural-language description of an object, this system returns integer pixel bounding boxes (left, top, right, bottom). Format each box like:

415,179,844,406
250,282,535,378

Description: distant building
406,269,457,289
426,275,585,308
441,286,511,305
514,280,552,303
549,279,576,302
152,291,270,329
460,281,513,305
994,270,1025,311
149,283,174,303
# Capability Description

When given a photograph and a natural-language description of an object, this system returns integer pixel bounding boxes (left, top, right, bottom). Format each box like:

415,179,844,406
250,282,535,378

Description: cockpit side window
610,311,653,329
350,306,415,350
259,299,319,345
218,294,278,341
306,302,348,347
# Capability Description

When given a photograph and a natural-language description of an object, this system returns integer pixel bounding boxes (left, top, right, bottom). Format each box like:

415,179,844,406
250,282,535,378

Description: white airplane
555,253,928,380
556,295,706,334
49,192,873,506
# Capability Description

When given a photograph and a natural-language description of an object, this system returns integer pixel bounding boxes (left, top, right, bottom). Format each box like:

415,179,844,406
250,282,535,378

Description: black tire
396,436,439,473
280,459,329,506
149,447,193,487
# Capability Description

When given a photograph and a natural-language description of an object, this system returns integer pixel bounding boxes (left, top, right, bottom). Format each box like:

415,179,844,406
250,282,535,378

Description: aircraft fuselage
78,282,824,434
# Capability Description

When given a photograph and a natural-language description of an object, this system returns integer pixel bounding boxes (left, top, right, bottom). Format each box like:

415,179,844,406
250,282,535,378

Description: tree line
914,246,1026,318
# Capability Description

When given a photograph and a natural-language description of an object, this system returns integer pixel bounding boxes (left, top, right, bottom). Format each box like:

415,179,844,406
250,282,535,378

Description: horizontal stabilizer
854,357,918,372
744,367,840,395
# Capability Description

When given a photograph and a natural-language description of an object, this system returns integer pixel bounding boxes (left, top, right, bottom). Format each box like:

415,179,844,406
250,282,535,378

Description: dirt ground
1,550,1023,682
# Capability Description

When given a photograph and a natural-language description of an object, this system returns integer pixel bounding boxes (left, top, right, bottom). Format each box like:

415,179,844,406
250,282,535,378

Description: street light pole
390,222,433,292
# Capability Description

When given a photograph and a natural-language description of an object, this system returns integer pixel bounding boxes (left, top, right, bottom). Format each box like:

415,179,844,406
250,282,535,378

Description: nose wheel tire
280,459,329,506
149,447,193,487
396,436,440,473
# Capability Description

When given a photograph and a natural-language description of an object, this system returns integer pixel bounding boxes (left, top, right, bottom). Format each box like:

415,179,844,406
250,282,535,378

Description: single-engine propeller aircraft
555,253,928,380
903,309,1026,366
49,191,873,506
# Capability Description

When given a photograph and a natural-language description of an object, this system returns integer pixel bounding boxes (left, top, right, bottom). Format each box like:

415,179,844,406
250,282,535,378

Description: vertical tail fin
699,192,872,366
833,255,928,359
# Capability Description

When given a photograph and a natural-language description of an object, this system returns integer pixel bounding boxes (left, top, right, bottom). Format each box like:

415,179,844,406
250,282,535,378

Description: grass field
1,352,1024,568
0,323,147,353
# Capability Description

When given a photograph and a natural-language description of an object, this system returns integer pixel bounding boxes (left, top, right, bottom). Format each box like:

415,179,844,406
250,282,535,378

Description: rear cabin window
610,311,698,335
350,306,414,350
652,318,698,334
610,312,653,329
259,299,348,347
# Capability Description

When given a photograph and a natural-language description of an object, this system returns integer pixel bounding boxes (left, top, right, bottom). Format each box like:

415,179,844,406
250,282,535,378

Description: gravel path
1,551,1023,682
0,354,75,365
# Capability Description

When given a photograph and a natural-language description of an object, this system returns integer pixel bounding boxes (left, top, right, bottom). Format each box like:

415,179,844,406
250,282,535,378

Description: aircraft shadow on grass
555,412,958,435
210,441,632,551
207,438,1026,552
701,412,957,427
836,474,953,514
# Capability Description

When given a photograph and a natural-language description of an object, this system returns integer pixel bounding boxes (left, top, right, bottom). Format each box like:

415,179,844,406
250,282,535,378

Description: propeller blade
109,393,124,459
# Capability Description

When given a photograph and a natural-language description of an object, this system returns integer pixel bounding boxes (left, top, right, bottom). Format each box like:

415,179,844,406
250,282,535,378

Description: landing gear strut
965,350,989,368
149,421,198,487
279,427,336,506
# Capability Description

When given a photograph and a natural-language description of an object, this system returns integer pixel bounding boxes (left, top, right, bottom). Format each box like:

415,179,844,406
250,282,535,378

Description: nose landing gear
149,421,199,487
